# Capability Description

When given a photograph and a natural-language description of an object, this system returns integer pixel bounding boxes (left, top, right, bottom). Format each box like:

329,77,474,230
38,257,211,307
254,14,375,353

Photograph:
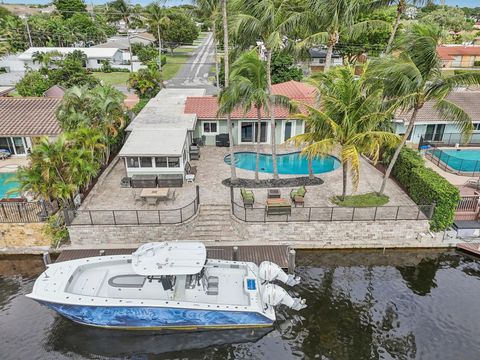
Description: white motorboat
27,241,306,330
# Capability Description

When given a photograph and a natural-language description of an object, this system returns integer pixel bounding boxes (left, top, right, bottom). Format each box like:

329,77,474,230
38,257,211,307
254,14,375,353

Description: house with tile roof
437,46,480,69
393,91,480,145
184,80,316,146
0,97,61,156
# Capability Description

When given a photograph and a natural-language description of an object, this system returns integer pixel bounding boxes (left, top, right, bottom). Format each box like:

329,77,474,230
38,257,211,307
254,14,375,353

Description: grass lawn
162,54,189,80
92,72,130,86
331,192,389,207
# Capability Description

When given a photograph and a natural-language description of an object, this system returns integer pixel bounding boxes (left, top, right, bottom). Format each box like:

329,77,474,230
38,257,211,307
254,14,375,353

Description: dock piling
42,252,51,267
288,249,296,274
233,246,238,261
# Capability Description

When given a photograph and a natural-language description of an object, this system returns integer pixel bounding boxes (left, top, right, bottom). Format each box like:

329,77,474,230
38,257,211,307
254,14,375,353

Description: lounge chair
0,149,11,160
464,178,480,190
240,188,255,208
290,186,307,207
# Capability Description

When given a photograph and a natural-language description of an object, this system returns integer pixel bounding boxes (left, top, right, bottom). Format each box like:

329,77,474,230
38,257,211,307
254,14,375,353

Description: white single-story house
393,91,480,145
184,80,314,146
119,88,205,181
17,47,124,70
0,97,61,156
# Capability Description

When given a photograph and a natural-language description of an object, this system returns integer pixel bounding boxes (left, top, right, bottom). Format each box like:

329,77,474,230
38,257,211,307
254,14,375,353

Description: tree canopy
53,0,87,19
270,52,303,84
160,8,199,53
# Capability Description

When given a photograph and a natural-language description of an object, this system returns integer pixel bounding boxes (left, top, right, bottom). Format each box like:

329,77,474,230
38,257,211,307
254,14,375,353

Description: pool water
430,149,480,173
0,173,20,199
225,152,340,175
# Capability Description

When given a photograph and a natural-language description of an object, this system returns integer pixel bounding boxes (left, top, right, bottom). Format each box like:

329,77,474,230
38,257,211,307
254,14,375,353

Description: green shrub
474,60,480,67
132,98,149,114
43,213,69,248
383,147,459,231
454,69,480,75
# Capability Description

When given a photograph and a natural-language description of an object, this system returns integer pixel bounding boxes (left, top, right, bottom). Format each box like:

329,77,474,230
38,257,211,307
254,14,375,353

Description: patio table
140,188,169,205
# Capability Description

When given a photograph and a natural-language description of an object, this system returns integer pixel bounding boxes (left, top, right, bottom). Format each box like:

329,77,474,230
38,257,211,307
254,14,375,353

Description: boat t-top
27,241,306,330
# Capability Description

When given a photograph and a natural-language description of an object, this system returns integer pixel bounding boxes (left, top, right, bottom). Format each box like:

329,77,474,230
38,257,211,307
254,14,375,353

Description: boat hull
39,301,273,330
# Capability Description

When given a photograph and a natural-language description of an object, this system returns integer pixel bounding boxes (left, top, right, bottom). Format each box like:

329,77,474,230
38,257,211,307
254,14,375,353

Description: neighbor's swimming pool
0,173,20,199
429,148,480,173
224,152,340,175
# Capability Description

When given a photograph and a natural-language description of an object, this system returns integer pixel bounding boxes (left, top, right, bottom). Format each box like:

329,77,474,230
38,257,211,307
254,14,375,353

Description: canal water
1,249,479,360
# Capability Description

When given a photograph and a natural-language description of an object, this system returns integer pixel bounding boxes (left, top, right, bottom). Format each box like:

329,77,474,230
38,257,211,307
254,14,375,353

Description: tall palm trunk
157,24,162,71
341,162,348,200
308,158,314,179
324,32,338,71
378,107,419,195
222,0,237,182
126,18,134,72
385,1,404,54
213,30,220,88
265,49,278,179
255,106,262,182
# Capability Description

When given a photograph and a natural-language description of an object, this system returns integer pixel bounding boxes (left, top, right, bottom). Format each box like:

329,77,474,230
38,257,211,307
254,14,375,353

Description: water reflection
46,317,273,358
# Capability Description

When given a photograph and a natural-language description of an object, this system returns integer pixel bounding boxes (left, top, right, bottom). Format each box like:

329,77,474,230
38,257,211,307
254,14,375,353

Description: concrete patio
80,144,415,212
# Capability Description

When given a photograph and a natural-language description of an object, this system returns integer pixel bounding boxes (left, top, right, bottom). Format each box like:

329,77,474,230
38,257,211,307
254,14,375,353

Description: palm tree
290,66,400,200
294,0,390,70
109,0,137,72
385,0,426,54
195,0,221,87
127,67,164,99
232,0,302,179
32,50,62,71
143,1,170,72
218,50,292,182
371,23,480,195
222,0,237,182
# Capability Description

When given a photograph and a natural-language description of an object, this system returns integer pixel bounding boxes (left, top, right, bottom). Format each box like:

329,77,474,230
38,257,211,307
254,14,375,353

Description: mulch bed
222,176,324,188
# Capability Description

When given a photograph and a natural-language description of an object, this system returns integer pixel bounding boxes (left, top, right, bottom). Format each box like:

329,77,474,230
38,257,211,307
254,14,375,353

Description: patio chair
167,189,176,202
132,189,146,206
464,177,480,190
240,188,254,208
290,186,307,207
0,149,11,160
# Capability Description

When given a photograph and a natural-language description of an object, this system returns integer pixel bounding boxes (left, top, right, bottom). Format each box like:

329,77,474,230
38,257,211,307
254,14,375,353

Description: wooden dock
56,245,291,269
456,243,480,257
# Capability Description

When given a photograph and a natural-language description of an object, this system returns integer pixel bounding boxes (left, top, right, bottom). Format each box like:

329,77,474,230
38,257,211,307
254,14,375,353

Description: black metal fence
65,186,200,226
0,200,56,223
231,201,435,223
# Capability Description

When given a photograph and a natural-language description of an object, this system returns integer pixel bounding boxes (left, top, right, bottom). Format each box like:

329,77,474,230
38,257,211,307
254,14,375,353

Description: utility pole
20,15,33,47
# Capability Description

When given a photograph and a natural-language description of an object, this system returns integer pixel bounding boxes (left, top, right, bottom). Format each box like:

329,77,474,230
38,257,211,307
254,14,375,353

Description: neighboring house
308,48,343,73
184,80,316,146
130,32,156,45
17,47,124,70
43,85,65,99
393,91,480,145
437,46,480,69
0,97,61,156
0,86,15,97
119,88,205,179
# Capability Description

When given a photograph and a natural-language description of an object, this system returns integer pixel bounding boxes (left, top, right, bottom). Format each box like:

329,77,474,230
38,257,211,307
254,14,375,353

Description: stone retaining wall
67,218,443,248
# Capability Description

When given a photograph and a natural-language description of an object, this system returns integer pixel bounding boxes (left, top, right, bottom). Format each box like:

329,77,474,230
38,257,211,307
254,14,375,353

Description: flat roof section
119,128,187,157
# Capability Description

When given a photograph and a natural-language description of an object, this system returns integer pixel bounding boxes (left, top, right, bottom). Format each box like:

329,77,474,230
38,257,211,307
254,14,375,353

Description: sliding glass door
240,121,268,143
0,137,28,155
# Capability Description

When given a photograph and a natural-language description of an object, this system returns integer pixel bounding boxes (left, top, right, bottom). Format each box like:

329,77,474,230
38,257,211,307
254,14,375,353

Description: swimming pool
0,173,20,199
224,152,340,175
429,148,480,173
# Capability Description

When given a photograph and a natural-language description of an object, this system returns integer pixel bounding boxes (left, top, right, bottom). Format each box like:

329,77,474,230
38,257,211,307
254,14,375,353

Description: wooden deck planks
456,243,480,257
56,245,289,268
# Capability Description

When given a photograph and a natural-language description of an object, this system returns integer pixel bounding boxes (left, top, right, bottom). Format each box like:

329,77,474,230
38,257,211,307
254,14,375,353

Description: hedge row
383,148,459,231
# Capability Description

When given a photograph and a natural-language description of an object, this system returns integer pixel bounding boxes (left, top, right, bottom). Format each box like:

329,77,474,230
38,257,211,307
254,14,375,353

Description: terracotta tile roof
396,91,480,123
0,97,62,136
437,46,480,61
184,80,316,119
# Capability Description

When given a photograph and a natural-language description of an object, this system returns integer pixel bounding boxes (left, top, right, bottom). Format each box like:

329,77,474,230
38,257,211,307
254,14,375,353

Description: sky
0,0,478,7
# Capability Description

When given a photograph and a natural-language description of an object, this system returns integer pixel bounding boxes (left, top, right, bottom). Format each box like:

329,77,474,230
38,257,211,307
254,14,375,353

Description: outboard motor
258,261,301,286
262,284,307,311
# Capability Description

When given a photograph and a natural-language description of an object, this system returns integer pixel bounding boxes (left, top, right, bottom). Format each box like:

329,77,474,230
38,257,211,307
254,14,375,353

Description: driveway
165,32,218,95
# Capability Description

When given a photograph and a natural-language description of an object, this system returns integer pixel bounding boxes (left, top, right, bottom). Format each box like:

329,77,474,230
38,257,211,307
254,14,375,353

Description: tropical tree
289,66,400,200
127,67,164,99
222,0,237,182
370,23,480,195
294,0,390,70
195,0,221,87
218,50,292,182
143,1,170,71
232,0,303,179
109,0,137,71
32,50,62,72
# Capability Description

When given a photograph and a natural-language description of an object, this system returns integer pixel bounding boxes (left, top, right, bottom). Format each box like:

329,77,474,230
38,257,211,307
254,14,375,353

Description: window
155,157,168,167
140,157,152,167
203,121,218,134
126,157,139,168
452,56,461,67
474,123,480,131
97,59,102,64
168,157,180,168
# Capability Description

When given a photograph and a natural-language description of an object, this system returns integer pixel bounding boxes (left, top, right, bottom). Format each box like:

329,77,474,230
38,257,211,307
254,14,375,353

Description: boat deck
56,245,290,268
456,243,480,257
